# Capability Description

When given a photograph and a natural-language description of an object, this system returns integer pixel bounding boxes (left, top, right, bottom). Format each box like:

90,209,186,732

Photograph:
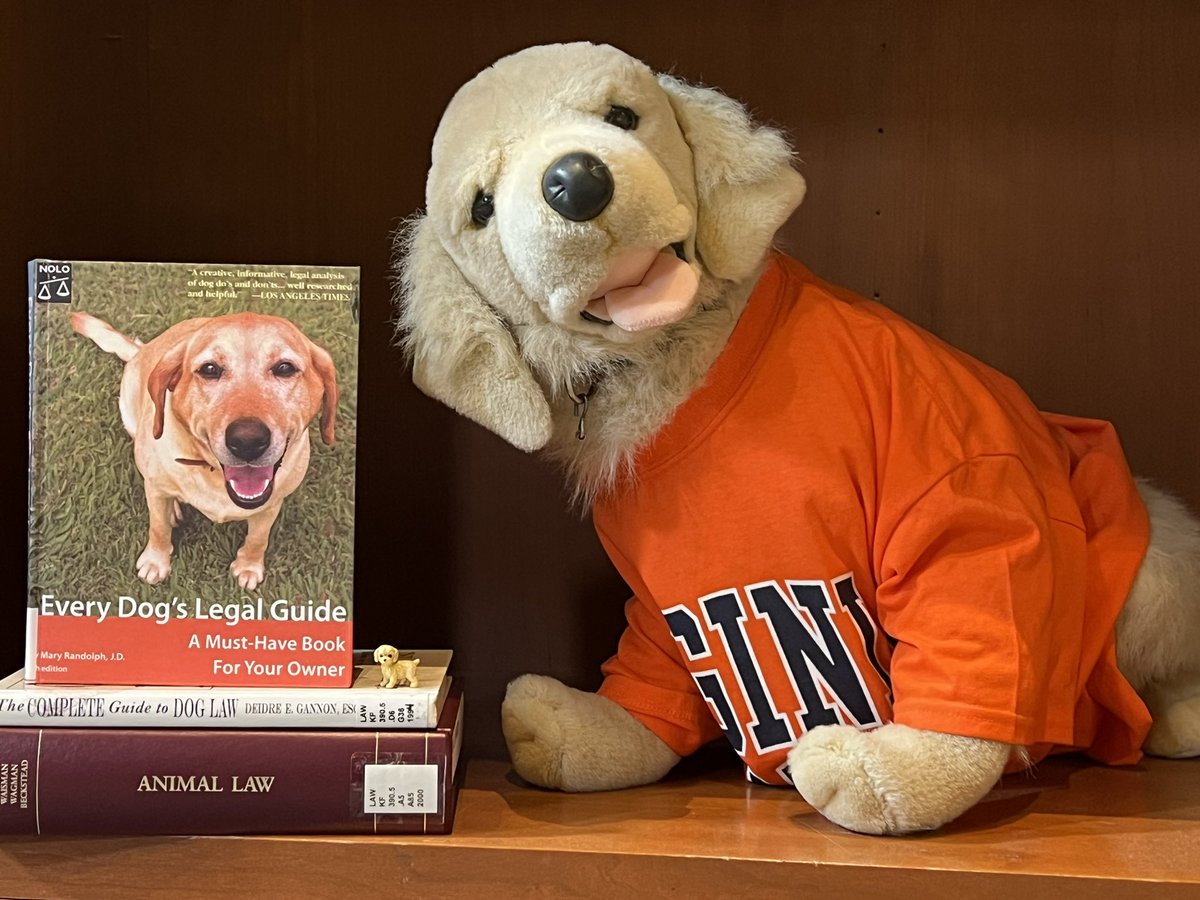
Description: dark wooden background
3,1,1197,757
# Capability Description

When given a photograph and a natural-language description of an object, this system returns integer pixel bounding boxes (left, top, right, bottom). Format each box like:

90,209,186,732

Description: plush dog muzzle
493,120,701,337
537,149,698,332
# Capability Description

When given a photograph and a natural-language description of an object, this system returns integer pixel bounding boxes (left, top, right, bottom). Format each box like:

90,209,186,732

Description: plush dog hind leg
1117,480,1200,758
502,674,680,791
787,723,1011,835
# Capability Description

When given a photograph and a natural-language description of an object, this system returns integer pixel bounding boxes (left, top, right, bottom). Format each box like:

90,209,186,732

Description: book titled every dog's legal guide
27,259,360,687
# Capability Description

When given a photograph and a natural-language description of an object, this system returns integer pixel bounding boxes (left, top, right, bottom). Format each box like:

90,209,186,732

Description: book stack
0,651,461,836
6,259,462,836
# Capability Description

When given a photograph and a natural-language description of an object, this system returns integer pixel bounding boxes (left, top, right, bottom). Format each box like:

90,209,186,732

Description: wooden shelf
1,752,1198,898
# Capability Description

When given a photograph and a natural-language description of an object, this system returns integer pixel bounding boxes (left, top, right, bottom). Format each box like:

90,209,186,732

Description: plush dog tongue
585,247,698,332
223,465,274,501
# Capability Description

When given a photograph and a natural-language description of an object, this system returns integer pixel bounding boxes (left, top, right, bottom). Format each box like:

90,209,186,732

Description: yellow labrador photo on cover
70,310,338,590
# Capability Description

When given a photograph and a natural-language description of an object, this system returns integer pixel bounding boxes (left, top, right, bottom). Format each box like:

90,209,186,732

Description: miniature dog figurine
374,645,420,689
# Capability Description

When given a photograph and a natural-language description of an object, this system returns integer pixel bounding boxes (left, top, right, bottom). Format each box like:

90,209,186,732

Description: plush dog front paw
787,723,1010,835
502,674,680,792
136,545,172,585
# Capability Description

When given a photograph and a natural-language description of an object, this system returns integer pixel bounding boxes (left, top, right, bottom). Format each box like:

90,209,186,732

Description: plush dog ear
395,217,553,453
659,75,807,282
147,344,184,440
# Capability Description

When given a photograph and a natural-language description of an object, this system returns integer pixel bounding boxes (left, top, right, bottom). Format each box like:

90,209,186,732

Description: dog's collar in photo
174,457,215,471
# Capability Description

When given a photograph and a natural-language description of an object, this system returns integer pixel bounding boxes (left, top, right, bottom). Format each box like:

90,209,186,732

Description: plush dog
374,644,420,688
396,42,1200,834
72,310,338,590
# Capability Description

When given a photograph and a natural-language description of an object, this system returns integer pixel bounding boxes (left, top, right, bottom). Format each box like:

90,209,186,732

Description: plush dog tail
69,311,142,362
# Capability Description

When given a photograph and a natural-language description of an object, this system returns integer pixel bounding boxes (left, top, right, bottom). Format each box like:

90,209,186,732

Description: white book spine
0,683,441,729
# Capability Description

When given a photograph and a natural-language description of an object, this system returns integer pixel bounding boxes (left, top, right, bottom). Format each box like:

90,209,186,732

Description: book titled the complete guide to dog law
27,259,360,687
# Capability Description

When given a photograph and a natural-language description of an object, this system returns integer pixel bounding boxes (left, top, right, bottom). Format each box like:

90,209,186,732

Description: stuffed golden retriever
395,42,1200,835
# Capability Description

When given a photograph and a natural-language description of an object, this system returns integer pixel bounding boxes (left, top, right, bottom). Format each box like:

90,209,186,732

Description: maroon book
0,681,462,835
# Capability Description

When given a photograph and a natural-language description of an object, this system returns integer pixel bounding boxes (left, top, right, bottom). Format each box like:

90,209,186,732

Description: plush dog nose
225,418,272,462
542,152,614,221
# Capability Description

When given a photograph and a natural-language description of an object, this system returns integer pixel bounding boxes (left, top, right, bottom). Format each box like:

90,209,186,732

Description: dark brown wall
3,1,1198,756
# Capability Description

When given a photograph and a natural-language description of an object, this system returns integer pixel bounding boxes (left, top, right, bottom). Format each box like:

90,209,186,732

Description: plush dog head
396,42,805,452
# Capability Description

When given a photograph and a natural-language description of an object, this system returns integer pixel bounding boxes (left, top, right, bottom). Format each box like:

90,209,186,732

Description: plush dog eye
604,105,639,130
272,361,298,378
470,190,495,226
196,362,223,380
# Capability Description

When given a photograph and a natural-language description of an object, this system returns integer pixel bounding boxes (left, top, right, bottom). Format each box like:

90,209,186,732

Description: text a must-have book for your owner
27,259,360,687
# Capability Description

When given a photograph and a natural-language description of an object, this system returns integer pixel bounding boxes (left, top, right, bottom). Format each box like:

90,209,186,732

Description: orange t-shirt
595,253,1151,785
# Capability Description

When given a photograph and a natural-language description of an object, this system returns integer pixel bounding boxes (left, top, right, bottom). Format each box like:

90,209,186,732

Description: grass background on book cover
29,261,359,614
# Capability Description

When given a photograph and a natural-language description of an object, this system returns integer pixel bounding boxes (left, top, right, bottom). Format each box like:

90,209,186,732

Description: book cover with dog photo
27,259,360,687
